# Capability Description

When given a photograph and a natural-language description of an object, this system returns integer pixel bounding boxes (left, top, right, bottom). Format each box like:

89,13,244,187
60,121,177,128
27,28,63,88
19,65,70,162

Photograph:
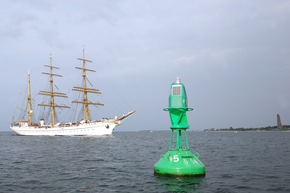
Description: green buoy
154,77,205,176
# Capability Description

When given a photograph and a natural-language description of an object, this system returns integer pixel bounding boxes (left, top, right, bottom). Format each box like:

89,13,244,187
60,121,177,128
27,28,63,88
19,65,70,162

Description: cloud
2,0,290,131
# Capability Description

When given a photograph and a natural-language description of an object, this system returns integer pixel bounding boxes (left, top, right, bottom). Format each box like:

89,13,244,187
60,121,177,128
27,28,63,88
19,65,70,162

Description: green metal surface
154,78,205,176
154,150,205,176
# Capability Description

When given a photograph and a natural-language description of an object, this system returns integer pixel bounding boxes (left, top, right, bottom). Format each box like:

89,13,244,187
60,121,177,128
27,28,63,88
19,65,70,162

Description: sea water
0,131,290,192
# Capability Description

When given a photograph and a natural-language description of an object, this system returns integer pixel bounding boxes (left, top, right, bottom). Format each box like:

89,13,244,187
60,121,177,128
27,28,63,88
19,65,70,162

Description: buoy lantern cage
154,77,206,176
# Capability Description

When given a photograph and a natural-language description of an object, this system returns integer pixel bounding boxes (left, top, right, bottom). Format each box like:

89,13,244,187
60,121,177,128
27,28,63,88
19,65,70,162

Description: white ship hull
11,111,134,136
10,121,118,136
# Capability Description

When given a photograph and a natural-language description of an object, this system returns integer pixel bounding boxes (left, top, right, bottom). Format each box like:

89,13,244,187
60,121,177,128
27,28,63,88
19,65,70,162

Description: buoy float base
154,149,205,177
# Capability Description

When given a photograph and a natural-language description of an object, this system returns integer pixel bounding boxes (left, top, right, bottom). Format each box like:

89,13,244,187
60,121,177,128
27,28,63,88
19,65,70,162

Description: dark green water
0,131,289,192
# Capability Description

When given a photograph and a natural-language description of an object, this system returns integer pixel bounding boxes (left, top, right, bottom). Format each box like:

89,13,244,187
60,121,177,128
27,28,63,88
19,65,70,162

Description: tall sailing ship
10,51,134,136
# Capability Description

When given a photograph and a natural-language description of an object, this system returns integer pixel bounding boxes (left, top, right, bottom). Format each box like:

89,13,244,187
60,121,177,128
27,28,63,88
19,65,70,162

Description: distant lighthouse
277,114,283,129
154,77,205,176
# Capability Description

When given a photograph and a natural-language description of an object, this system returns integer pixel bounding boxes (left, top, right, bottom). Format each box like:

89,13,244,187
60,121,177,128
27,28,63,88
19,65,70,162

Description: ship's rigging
71,50,104,123
38,54,70,127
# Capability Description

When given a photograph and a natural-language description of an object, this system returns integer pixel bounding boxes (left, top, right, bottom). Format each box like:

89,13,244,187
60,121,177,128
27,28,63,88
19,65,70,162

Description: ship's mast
72,49,104,122
38,54,70,127
15,70,33,124
27,70,33,125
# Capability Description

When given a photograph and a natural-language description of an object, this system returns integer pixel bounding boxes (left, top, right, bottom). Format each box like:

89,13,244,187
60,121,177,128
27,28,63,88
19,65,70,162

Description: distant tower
277,114,283,129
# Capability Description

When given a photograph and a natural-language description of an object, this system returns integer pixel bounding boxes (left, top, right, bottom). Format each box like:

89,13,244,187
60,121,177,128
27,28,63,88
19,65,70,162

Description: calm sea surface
0,131,290,193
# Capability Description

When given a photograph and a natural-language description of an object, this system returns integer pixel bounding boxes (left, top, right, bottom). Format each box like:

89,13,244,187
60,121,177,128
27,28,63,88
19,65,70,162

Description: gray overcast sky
1,0,290,131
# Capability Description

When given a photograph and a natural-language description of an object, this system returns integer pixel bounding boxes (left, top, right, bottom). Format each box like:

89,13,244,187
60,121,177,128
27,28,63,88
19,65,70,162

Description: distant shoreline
204,126,290,132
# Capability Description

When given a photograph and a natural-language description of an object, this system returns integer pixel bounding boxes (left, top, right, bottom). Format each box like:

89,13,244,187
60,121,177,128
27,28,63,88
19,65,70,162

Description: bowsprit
154,77,205,176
